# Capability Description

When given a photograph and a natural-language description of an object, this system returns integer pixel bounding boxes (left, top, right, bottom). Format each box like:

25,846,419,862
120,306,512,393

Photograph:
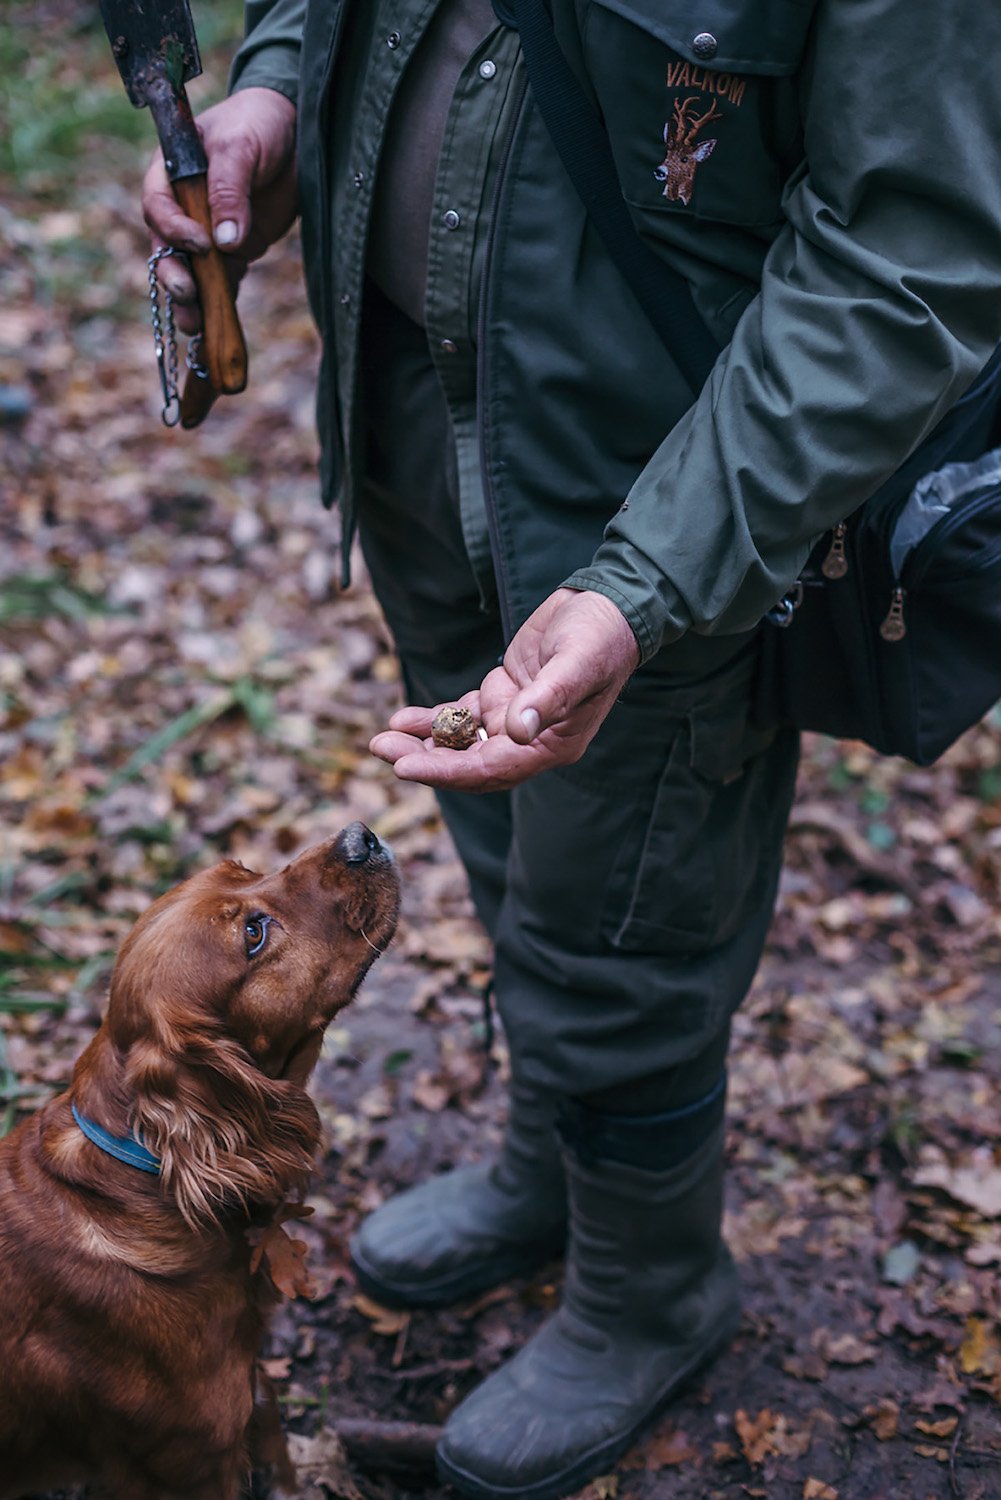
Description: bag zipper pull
821,521,849,579
880,586,907,642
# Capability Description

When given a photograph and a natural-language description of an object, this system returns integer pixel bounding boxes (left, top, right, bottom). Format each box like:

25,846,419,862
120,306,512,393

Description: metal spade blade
97,0,205,181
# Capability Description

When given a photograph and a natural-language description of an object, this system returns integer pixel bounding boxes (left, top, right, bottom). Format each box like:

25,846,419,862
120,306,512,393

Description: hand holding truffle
369,588,640,792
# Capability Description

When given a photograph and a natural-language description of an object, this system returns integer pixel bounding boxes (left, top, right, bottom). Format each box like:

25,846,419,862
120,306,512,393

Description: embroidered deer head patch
655,96,722,205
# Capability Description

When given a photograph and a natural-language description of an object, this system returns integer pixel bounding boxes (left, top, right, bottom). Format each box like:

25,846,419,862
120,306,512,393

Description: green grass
0,1,245,192
0,572,125,624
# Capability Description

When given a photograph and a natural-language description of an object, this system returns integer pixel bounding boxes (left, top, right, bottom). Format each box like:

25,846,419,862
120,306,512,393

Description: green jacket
232,0,1001,662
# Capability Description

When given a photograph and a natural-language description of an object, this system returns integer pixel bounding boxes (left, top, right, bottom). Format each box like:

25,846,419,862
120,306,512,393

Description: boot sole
434,1306,741,1500
350,1231,566,1311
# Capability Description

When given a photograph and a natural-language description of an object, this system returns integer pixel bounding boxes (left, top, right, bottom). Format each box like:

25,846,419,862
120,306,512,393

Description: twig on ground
336,1418,441,1477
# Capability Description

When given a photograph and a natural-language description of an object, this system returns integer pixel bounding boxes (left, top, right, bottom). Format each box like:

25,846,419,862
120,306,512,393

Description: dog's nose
335,821,383,865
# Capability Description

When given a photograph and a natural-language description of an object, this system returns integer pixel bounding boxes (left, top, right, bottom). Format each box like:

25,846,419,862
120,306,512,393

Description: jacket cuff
229,43,301,104
560,567,681,665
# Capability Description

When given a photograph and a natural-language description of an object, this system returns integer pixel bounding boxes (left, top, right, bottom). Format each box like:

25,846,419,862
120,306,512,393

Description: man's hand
141,88,298,333
370,589,641,792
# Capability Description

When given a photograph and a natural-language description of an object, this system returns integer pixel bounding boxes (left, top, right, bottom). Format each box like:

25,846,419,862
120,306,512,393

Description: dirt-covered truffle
431,705,481,750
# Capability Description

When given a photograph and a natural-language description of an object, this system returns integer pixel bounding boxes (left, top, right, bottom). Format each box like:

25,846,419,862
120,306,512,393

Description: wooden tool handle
179,368,218,430
173,174,248,396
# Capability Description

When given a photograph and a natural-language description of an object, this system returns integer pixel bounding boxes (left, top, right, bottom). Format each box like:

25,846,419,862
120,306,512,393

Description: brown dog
0,822,399,1500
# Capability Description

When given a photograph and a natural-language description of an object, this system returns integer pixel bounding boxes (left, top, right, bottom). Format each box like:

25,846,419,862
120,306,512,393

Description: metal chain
186,334,208,381
147,246,181,427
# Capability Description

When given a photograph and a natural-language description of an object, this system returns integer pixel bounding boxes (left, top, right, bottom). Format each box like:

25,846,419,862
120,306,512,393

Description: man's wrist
560,574,654,665
229,47,301,105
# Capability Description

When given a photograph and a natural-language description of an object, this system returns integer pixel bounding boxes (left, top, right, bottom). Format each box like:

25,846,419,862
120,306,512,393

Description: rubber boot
349,1078,567,1308
435,1120,739,1500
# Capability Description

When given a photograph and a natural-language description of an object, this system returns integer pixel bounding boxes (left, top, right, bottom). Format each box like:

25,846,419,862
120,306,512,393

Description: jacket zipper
876,484,1001,644
901,485,1001,589
820,521,849,578
476,72,530,645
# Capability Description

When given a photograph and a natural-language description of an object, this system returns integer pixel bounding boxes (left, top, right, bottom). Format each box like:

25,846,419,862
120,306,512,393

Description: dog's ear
106,872,322,1228
125,1027,320,1229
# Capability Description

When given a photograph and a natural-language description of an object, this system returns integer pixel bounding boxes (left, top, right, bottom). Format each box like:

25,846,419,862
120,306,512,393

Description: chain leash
147,247,209,428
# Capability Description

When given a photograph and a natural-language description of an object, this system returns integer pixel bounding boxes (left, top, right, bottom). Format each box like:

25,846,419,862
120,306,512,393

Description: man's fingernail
215,220,239,246
520,708,541,739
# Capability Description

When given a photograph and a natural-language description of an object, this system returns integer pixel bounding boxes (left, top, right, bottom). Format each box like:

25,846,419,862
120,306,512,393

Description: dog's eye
244,914,271,957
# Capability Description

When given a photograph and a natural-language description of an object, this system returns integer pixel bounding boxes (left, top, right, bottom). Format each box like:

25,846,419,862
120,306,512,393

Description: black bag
505,0,1001,764
755,349,1001,764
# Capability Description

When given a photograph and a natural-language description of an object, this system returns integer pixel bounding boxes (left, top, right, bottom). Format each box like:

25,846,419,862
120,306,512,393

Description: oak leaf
247,1204,316,1300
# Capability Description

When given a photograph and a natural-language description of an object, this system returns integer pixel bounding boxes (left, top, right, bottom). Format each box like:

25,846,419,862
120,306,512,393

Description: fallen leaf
915,1416,958,1438
803,1481,838,1500
247,1203,317,1300
782,1349,829,1382
352,1293,410,1337
733,1409,810,1466
811,1328,876,1366
959,1317,1001,1377
286,1428,363,1500
250,1224,316,1300
624,1424,697,1471
357,1082,394,1120
711,1440,739,1463
862,1399,899,1440
0,921,35,955
965,1239,1001,1267
911,1372,966,1413
411,1071,450,1113
914,1153,1001,1220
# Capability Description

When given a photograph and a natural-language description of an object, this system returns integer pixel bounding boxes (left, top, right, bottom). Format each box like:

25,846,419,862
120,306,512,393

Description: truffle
431,705,482,750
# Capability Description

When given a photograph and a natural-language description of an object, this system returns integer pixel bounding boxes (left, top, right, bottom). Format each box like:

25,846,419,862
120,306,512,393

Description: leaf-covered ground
3,6,1001,1498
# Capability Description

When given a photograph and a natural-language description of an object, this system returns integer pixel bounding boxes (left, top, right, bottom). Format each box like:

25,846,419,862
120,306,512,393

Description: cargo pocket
582,0,816,227
606,688,787,954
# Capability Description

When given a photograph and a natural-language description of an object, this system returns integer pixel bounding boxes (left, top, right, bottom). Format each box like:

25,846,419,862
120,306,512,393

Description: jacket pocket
582,0,817,227
606,685,791,954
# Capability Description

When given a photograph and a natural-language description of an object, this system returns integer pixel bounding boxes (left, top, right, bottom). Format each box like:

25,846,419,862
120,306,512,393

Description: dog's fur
0,824,399,1500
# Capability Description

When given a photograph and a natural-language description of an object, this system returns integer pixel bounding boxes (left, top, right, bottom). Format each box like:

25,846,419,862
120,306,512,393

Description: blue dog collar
71,1102,162,1176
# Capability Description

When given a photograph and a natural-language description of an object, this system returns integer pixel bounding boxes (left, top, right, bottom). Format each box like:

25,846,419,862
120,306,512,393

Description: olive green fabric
356,285,797,1098
232,0,1001,663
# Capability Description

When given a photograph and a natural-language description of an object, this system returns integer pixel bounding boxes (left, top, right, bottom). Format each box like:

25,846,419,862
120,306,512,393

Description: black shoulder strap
498,0,720,392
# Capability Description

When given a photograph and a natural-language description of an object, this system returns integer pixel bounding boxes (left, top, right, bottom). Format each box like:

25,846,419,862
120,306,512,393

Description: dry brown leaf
624,1424,697,1471
247,1204,317,1300
732,1404,786,1464
914,1153,1001,1220
712,1440,739,1464
411,1071,450,1112
811,1328,876,1366
913,1443,950,1462
351,1292,410,1336
251,1225,316,1300
260,1356,292,1381
0,921,35,955
803,1481,839,1500
357,1082,394,1120
286,1428,363,1500
958,1316,1001,1376
915,1415,958,1438
570,1478,618,1500
863,1399,899,1440
782,1349,829,1382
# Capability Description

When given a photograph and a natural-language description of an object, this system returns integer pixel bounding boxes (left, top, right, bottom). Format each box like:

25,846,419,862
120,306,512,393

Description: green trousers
357,284,799,1110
